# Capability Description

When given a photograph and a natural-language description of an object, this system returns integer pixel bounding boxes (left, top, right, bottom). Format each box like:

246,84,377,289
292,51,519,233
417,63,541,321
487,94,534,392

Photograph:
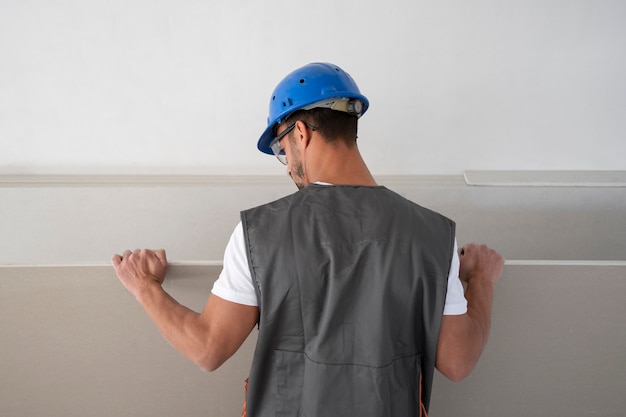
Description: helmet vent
280,98,293,109
299,78,305,84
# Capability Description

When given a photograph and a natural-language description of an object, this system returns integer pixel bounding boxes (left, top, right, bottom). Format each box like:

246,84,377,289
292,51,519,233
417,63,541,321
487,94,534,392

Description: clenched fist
458,244,504,285
112,249,168,298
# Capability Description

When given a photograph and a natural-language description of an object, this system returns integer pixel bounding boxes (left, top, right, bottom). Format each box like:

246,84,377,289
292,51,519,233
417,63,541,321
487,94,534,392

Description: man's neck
307,144,377,187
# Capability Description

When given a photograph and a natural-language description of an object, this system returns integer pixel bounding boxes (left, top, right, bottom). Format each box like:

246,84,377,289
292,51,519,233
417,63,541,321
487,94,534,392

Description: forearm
462,279,495,365
436,280,495,381
436,243,503,381
135,282,212,369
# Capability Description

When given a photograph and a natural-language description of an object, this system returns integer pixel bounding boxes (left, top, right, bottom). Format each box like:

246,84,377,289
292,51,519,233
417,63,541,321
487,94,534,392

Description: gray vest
242,184,455,417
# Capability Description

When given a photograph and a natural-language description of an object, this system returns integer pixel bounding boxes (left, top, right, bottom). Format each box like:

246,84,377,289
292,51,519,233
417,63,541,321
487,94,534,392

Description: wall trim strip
3,260,626,268
464,170,626,187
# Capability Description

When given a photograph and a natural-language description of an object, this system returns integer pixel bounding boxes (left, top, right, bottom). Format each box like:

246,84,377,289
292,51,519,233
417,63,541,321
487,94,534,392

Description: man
113,62,504,416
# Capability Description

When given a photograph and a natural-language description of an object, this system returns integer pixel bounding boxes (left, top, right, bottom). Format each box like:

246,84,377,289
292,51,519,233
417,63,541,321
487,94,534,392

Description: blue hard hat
257,62,369,155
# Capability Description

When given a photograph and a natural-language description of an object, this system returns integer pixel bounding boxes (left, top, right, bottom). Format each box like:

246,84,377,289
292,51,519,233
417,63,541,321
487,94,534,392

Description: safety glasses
269,122,317,165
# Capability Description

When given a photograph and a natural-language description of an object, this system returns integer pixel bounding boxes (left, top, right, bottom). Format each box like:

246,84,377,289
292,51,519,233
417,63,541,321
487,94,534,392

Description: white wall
1,0,625,175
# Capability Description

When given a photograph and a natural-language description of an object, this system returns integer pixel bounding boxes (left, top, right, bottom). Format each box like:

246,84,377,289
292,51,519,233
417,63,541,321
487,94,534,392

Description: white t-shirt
212,222,468,315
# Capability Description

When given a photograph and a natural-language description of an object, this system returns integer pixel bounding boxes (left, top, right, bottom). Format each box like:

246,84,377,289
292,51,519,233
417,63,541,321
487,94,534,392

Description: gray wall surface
1,264,625,417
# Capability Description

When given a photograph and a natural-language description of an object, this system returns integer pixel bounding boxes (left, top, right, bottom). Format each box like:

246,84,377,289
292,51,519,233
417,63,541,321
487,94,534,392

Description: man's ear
294,120,313,148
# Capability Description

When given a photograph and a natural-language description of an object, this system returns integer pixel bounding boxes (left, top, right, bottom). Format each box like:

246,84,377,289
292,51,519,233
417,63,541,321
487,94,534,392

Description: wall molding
464,170,626,187
3,260,626,269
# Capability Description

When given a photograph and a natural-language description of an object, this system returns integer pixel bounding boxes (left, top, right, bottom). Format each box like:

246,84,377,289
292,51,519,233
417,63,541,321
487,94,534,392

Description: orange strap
419,373,428,417
241,378,248,417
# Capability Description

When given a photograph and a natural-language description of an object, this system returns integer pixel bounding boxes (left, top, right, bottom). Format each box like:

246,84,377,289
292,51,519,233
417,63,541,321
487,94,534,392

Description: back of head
257,63,369,154
283,107,359,146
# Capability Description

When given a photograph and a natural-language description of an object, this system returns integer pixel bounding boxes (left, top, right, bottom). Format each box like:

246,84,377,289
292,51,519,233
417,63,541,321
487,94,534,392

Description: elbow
438,365,472,382
181,327,230,372
197,360,219,373
193,344,228,373
436,357,476,382
194,350,224,373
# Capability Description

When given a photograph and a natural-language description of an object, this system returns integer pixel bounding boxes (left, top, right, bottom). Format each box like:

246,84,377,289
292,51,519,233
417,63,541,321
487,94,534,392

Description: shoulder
380,186,455,228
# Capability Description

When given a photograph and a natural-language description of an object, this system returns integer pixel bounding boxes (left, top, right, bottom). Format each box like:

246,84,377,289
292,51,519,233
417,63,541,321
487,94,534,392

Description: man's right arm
435,243,504,381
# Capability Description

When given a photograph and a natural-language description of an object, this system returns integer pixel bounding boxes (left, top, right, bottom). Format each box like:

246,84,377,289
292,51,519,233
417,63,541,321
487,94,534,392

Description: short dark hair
283,108,358,147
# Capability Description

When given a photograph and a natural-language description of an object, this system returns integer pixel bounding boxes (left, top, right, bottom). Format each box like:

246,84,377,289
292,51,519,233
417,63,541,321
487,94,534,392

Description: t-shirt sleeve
211,222,258,306
443,239,468,315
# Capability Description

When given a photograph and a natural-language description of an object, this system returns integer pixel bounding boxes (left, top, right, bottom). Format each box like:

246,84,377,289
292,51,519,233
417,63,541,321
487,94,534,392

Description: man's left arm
435,244,503,381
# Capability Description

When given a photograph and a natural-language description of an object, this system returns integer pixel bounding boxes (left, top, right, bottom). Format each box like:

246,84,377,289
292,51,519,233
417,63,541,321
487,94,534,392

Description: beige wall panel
2,264,625,416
